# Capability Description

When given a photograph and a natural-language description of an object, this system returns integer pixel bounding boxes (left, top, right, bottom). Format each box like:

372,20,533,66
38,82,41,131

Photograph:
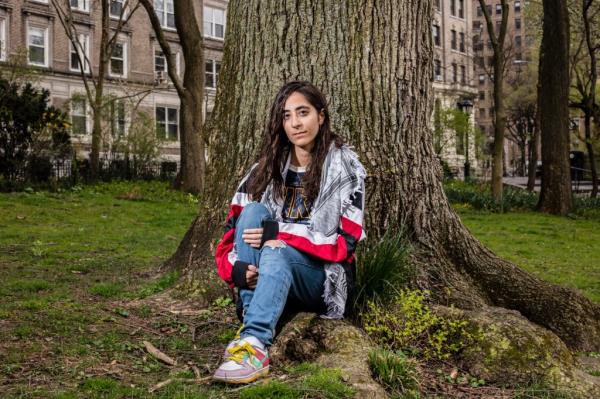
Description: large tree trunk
537,0,573,214
140,0,205,194
165,0,600,352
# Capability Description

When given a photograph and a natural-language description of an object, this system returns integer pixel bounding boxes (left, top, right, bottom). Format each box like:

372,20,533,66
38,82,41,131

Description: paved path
503,176,595,194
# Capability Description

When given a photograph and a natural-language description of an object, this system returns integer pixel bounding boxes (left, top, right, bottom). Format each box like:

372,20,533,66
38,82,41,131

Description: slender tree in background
537,0,573,214
506,65,537,177
140,0,205,194
478,0,510,201
161,0,600,355
570,0,599,198
52,0,140,180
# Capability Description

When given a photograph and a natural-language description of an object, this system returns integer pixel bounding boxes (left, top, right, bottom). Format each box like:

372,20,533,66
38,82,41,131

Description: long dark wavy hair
247,81,343,204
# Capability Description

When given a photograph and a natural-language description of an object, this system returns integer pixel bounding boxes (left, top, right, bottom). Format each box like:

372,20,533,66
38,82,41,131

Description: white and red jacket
215,149,366,288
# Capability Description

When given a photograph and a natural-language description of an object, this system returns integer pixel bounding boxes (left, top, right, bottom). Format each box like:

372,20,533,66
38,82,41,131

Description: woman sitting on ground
213,81,366,384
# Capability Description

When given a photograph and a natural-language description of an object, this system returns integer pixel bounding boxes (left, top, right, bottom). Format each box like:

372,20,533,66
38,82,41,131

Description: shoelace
227,342,257,364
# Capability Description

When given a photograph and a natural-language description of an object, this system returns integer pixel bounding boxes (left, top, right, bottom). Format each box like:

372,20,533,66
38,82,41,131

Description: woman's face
282,91,325,152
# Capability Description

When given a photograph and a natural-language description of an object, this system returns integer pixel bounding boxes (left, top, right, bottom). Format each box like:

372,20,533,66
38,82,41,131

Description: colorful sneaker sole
212,365,270,384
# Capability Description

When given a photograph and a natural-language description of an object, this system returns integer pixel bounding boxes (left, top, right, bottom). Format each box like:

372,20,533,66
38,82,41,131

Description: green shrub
368,348,419,395
362,289,481,360
444,180,537,212
354,227,413,308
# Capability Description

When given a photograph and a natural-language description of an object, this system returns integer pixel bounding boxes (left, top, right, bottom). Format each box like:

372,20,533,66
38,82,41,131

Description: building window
458,0,464,18
496,4,502,15
111,101,126,137
203,6,225,39
70,0,89,12
110,42,127,78
515,1,521,13
154,49,180,82
434,0,441,10
515,52,523,61
110,0,126,18
27,26,48,67
155,0,175,29
479,74,485,84
452,63,457,83
487,5,492,14
515,35,522,47
70,34,90,73
488,56,495,67
432,24,441,46
434,59,442,81
459,32,465,52
71,98,87,135
205,59,221,89
0,18,6,61
479,91,485,100
450,29,457,50
477,6,482,17
489,107,495,117
156,106,179,141
515,18,521,30
496,20,502,31
450,0,456,16
460,65,466,84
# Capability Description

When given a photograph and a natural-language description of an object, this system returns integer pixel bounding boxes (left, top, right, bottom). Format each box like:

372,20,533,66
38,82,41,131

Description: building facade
0,0,228,163
432,0,480,178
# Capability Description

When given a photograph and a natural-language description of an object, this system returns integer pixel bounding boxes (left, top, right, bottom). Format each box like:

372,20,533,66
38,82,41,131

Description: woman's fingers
246,267,258,289
243,228,264,248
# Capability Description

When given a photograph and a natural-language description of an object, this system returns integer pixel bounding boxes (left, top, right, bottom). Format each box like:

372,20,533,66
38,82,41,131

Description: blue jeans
234,202,325,347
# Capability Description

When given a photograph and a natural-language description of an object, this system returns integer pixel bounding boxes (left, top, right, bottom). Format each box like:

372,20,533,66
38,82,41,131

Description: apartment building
0,0,228,162
433,0,479,178
472,0,530,174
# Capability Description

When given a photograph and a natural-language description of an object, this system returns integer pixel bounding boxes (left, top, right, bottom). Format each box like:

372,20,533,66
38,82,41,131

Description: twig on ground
143,340,177,366
148,376,212,393
190,364,202,379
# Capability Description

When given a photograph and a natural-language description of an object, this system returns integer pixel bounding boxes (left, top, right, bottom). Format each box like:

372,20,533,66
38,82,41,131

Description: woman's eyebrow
283,105,310,112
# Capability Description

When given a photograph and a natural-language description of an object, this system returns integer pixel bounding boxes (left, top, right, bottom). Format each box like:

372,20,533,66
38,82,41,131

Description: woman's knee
238,202,271,228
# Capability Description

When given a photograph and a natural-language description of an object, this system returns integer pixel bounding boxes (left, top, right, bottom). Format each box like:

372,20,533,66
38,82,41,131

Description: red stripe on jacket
277,231,349,263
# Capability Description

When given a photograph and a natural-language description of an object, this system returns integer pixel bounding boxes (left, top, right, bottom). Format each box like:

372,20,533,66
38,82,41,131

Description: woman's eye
299,110,308,116
283,114,290,120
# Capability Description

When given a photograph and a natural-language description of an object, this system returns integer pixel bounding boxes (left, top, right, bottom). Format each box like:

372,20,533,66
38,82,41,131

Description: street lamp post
458,99,474,180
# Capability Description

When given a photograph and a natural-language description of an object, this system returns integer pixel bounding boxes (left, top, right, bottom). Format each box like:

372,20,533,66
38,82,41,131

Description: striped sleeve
215,172,253,287
276,178,366,263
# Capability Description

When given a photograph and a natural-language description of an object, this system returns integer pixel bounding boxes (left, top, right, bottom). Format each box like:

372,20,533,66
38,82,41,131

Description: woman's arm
215,171,254,287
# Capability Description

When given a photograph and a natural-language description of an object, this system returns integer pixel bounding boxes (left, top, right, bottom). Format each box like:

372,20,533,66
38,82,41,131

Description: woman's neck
291,145,312,167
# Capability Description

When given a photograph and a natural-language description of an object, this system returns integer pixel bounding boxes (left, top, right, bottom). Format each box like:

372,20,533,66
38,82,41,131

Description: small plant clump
362,289,482,360
368,348,420,396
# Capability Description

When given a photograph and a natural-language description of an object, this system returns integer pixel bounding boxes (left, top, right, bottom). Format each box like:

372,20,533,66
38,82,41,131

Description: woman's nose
291,114,302,128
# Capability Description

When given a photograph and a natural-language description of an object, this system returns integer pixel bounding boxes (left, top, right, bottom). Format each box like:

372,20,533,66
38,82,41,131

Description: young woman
213,81,366,384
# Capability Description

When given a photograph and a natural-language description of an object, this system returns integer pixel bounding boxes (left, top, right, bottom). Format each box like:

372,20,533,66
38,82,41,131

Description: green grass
2,180,598,397
456,207,600,303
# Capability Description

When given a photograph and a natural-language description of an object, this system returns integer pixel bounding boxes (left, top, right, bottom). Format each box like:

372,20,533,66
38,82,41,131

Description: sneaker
213,337,270,384
223,324,244,359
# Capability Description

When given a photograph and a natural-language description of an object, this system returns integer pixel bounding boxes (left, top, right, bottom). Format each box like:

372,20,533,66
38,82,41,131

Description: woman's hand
246,265,259,289
242,228,263,248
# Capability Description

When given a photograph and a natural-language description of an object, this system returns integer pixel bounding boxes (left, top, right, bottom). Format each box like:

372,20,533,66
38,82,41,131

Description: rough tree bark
164,0,600,355
537,0,574,214
140,0,206,194
478,0,510,202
